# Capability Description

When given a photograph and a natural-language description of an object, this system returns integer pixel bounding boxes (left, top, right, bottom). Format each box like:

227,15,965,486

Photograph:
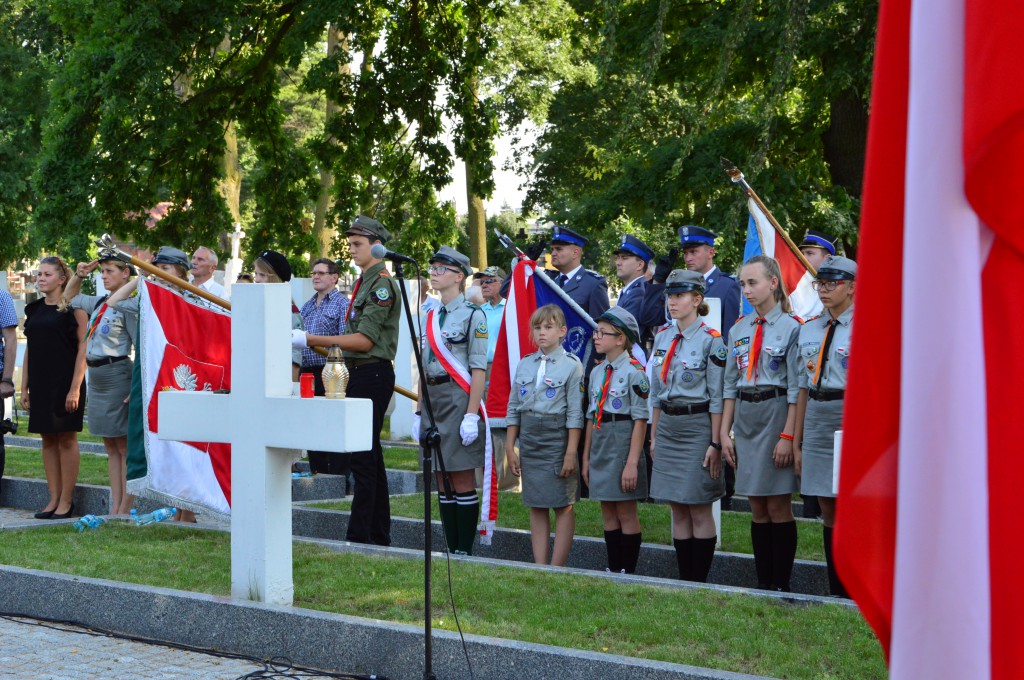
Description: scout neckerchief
348,276,362,320
593,363,615,429
535,353,552,388
84,295,110,344
814,318,838,387
747,316,766,382
425,306,498,543
660,329,683,384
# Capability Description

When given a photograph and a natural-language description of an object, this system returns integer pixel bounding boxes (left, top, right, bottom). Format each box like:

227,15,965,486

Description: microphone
370,243,419,265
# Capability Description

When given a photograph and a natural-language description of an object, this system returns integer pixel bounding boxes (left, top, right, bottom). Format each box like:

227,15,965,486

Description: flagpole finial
720,157,744,183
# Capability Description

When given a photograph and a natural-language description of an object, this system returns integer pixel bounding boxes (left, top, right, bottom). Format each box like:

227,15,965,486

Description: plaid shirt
0,289,16,377
300,289,349,367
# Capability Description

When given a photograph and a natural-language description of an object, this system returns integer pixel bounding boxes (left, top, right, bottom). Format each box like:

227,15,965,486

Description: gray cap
596,305,641,344
430,245,472,277
152,246,190,271
816,255,857,281
664,269,705,295
346,215,391,243
473,265,507,280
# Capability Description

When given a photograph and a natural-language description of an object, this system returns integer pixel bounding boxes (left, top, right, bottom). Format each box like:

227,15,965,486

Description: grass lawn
383,446,420,470
316,492,826,561
3,446,111,486
0,524,883,679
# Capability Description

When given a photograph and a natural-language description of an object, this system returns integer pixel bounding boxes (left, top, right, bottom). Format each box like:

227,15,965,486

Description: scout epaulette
700,322,721,338
736,314,747,323
628,356,645,371
791,313,805,324
657,322,672,334
805,312,823,323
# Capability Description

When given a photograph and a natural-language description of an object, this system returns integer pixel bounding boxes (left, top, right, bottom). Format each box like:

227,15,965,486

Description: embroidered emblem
682,371,694,383
375,288,390,301
769,359,780,371
519,386,528,397
734,337,750,347
807,359,815,372
474,321,488,338
100,324,110,334
842,356,849,369
611,397,623,409
545,387,556,398
716,347,727,360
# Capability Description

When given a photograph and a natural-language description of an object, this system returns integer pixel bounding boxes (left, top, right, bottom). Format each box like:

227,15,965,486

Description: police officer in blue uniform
612,234,654,337
547,226,610,319
798,230,841,273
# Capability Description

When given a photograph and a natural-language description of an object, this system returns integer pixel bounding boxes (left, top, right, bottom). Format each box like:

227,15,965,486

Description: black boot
750,522,774,589
822,526,848,598
621,532,642,574
439,493,458,552
673,538,693,580
691,537,717,583
604,529,623,572
771,520,798,592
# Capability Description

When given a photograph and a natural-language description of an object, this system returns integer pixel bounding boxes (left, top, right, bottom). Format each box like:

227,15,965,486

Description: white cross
157,283,371,605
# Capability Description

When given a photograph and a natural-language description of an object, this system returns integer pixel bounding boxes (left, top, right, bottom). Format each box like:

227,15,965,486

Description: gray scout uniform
423,293,488,472
72,294,136,437
586,350,650,501
724,304,802,496
649,317,726,504
507,346,584,508
798,304,853,498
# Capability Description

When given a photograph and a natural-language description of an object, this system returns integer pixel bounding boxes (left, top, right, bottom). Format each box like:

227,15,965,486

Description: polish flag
744,198,822,320
835,0,1024,677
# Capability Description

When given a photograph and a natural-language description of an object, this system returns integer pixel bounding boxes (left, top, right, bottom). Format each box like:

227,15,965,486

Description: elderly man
190,246,227,299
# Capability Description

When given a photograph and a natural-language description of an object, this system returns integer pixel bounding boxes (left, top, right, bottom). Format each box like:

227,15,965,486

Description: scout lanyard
425,307,498,543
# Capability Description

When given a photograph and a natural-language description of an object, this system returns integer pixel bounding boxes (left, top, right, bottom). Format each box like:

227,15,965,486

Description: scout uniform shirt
797,305,853,392
649,318,726,414
506,346,584,428
586,350,650,423
723,304,802,404
344,260,402,362
72,294,136,360
424,294,488,378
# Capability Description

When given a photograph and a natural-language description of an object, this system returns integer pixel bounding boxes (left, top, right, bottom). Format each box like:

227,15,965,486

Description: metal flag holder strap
719,157,819,277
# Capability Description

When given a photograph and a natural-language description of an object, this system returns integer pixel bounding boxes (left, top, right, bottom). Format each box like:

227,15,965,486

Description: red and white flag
746,197,822,320
127,279,233,515
836,1,1024,677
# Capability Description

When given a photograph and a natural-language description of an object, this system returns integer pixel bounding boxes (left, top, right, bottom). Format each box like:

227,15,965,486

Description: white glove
460,413,481,446
411,413,421,444
291,329,308,349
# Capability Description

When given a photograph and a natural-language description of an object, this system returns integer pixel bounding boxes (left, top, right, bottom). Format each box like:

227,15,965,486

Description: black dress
24,300,85,433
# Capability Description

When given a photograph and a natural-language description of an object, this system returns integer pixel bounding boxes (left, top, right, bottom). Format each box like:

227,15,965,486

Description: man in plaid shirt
299,258,350,474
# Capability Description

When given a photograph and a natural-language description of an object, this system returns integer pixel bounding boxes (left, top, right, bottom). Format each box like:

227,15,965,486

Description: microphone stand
392,258,448,680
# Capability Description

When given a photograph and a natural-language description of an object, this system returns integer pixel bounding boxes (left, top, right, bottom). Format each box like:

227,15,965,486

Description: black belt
345,358,388,370
738,387,786,403
809,388,845,402
87,355,129,368
599,412,633,422
661,402,711,416
426,375,451,386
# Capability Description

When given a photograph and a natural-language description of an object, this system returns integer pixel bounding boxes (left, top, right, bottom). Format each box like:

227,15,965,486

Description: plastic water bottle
134,507,177,526
292,471,313,478
73,514,106,532
130,509,137,522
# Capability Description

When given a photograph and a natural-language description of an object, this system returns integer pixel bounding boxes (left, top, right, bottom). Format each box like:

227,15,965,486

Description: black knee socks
771,520,798,592
439,493,458,551
750,522,774,589
604,529,623,572
454,491,479,555
822,525,848,598
673,538,693,580
621,532,642,574
690,537,717,583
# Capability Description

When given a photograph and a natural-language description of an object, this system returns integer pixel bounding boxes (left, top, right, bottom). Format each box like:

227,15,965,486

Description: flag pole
720,158,819,277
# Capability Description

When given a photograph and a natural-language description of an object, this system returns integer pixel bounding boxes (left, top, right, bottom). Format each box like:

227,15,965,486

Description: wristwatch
709,441,722,451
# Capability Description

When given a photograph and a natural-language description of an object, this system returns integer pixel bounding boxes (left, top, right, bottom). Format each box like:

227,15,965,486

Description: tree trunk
220,121,242,225
821,89,868,260
312,24,346,259
465,159,487,268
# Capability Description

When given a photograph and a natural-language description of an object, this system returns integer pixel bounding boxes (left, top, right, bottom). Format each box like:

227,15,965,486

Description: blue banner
534,272,593,368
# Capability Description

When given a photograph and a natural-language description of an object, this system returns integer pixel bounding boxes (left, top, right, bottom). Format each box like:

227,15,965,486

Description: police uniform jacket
344,260,402,362
797,305,853,392
723,304,802,404
424,294,488,378
506,346,585,429
650,318,726,414
548,267,610,319
616,276,647,325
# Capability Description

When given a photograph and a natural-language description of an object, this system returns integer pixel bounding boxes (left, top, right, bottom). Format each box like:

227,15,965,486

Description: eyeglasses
479,278,498,285
311,269,333,277
40,256,62,265
592,328,623,339
811,280,848,292
428,265,457,275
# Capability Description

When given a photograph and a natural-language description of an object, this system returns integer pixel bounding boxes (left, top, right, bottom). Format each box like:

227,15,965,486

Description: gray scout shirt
797,304,853,391
586,350,650,422
723,303,802,404
506,346,584,428
425,293,488,378
649,318,726,413
72,294,136,360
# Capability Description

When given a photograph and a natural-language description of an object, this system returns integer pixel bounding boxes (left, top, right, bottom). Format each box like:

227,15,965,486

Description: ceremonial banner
837,0,1024,677
742,198,821,320
126,279,233,515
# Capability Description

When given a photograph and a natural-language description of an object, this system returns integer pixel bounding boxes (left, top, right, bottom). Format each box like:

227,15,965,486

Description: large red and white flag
836,1,1024,677
745,197,822,320
127,279,233,515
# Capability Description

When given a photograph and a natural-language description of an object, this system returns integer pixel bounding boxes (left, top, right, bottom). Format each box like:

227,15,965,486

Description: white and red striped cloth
836,0,1024,677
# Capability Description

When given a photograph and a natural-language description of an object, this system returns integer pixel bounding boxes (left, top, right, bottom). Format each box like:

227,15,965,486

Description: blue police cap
800,230,839,256
550,225,588,248
613,234,655,262
678,226,717,249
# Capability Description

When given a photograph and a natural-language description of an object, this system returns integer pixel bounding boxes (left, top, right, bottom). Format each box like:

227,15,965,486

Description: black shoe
50,504,75,520
33,508,56,520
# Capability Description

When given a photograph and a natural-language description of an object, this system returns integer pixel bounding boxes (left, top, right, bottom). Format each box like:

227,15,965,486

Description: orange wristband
779,433,794,441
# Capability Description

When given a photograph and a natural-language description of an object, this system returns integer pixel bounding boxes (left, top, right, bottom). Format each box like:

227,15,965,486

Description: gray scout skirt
519,413,579,508
86,360,132,438
650,411,725,505
734,395,798,496
422,380,485,473
588,417,648,502
800,398,843,498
